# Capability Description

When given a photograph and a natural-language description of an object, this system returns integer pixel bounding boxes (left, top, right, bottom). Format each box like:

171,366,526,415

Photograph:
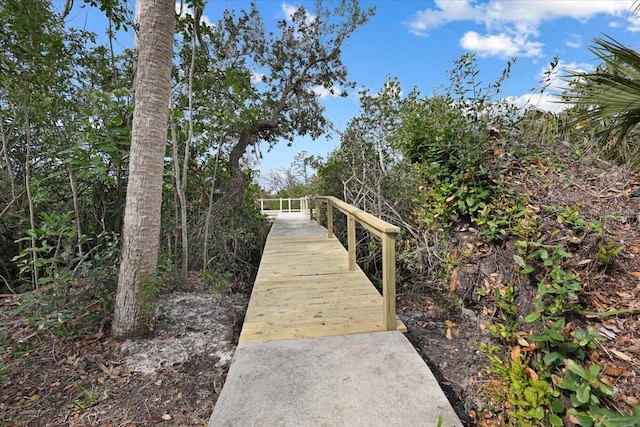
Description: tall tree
112,0,175,338
203,0,374,222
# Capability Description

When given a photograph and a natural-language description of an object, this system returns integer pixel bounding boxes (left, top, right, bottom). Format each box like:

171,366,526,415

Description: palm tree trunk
112,0,175,338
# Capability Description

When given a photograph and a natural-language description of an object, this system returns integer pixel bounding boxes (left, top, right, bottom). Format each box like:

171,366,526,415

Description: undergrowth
393,54,640,426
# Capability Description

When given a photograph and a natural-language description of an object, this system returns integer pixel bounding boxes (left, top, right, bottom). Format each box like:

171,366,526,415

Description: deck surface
239,212,406,343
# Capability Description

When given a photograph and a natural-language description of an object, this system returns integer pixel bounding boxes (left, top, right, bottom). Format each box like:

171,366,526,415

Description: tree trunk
202,143,222,269
170,118,188,276
205,131,254,223
112,0,175,339
23,100,39,289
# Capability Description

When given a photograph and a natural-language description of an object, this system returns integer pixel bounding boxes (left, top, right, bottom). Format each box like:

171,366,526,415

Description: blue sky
62,0,640,177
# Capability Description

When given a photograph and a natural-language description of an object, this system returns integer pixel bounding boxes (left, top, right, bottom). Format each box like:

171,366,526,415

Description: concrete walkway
209,213,462,426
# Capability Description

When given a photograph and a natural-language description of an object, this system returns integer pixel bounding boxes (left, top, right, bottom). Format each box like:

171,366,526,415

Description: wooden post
382,232,397,331
279,198,283,213
347,213,356,270
327,203,333,238
315,198,320,225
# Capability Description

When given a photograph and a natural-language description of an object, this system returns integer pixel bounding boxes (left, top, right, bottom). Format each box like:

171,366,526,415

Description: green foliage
557,360,640,427
596,240,623,265
393,54,521,240
484,343,560,426
564,36,640,167
73,383,108,411
12,211,84,290
200,267,232,296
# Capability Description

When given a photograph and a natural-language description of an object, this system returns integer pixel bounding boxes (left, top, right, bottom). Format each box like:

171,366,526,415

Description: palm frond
564,36,640,166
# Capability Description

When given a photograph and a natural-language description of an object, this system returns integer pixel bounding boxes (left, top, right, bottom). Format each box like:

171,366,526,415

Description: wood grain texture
239,217,406,344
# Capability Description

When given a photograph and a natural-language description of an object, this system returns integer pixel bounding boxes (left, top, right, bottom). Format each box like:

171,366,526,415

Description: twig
0,273,15,294
580,307,640,318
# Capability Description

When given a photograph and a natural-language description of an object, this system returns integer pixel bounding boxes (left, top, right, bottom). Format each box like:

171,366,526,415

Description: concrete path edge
209,331,463,427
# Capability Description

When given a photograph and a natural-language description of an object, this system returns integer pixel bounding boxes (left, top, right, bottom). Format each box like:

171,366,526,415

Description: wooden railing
312,196,400,331
257,197,311,215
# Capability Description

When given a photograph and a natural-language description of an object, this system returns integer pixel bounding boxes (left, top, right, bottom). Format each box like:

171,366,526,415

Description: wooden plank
239,213,405,343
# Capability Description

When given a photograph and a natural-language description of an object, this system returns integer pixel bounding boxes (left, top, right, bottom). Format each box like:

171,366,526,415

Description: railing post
315,198,320,225
347,213,356,270
279,198,283,213
327,203,333,238
382,232,397,331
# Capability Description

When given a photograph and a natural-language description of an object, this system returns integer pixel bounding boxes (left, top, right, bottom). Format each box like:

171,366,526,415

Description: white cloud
509,93,567,113
508,59,596,113
406,0,484,35
407,0,634,35
627,15,640,32
175,1,213,27
460,31,543,57
312,85,342,98
543,60,594,92
565,34,582,49
406,0,636,58
251,71,266,84
281,2,317,28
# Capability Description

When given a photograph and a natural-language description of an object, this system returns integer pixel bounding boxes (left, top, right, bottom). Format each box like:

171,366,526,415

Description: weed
596,240,622,265
200,267,231,296
73,383,107,411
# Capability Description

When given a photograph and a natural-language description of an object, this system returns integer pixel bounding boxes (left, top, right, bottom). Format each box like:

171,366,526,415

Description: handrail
313,195,400,331
257,197,310,214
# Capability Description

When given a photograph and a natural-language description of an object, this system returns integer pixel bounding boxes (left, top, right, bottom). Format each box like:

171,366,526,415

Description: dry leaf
593,291,608,304
517,337,530,347
617,335,631,344
524,367,539,380
576,258,593,266
446,328,453,340
511,346,521,362
455,327,461,337
575,120,588,130
444,319,457,328
604,366,626,377
630,271,640,279
161,414,172,421
450,269,459,292
610,348,633,362
630,247,640,254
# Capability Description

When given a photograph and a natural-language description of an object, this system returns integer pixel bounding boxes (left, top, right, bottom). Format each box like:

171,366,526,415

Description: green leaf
528,333,551,342
514,254,526,268
547,329,565,342
576,382,591,404
551,399,565,414
548,413,564,426
524,312,541,322
543,352,565,366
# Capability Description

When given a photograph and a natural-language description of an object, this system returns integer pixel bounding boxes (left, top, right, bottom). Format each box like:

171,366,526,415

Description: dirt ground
401,146,640,425
1,276,248,426
1,151,639,426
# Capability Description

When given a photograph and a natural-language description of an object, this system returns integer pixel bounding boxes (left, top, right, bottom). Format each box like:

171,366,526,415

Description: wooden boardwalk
239,212,406,343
